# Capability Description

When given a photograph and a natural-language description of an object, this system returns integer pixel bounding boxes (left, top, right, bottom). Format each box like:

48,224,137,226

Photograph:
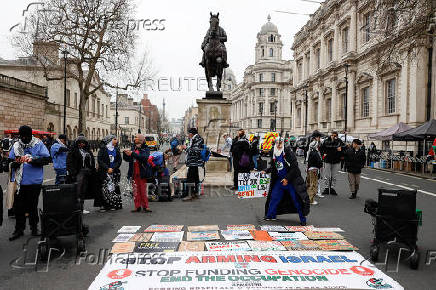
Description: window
297,60,303,82
97,99,101,116
125,117,129,124
259,73,263,82
270,88,276,96
342,27,349,53
313,101,318,123
74,92,77,108
362,87,370,117
296,108,301,127
363,13,371,42
271,72,276,82
257,119,262,128
328,38,333,62
106,105,108,117
258,102,264,115
66,89,70,107
259,88,264,97
386,79,396,114
326,99,331,121
270,119,276,131
269,48,274,57
101,104,104,118
268,34,275,42
315,47,320,70
92,98,96,117
339,93,346,119
87,99,90,117
261,46,265,57
305,53,310,77
270,102,276,114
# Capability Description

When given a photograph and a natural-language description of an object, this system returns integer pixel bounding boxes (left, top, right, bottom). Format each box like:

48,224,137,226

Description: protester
250,136,260,170
169,134,181,172
123,134,152,212
66,135,96,214
8,125,50,241
95,135,122,212
220,134,233,171
368,142,377,166
344,139,366,199
320,131,345,195
182,128,204,201
50,134,69,185
231,129,251,190
263,137,310,225
306,131,323,205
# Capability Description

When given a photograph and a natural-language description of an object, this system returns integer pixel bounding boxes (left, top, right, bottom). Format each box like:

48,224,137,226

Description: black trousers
186,166,199,196
14,184,42,231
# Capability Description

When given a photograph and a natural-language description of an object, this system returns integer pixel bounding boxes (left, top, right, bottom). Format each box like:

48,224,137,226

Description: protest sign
247,241,286,251
187,231,220,241
260,225,286,232
312,227,344,232
151,232,184,243
220,230,253,241
88,251,404,289
144,225,184,232
268,232,308,241
280,240,321,251
227,225,255,231
128,233,153,242
237,172,270,198
134,242,179,253
112,234,135,243
111,242,135,254
304,231,345,240
188,225,220,232
315,240,358,251
178,242,205,252
285,225,314,232
205,241,251,252
249,230,273,241
117,226,141,233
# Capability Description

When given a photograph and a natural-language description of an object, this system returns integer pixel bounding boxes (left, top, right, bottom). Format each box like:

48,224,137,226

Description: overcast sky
0,0,321,119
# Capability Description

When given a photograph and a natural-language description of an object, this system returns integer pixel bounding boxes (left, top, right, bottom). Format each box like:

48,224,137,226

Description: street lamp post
344,63,349,144
274,100,278,132
115,84,119,139
304,84,308,136
138,104,142,133
62,49,68,135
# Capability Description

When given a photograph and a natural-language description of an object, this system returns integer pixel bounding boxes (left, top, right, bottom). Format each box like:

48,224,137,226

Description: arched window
269,48,274,57
269,34,275,42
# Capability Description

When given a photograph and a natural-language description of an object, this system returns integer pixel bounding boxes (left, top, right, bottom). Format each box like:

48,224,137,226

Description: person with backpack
344,139,366,199
182,128,205,201
263,137,310,225
123,134,152,213
169,134,181,172
231,129,252,190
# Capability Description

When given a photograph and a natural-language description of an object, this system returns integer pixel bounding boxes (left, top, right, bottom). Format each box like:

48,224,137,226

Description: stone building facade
291,0,434,140
0,74,47,132
230,16,293,135
110,94,146,142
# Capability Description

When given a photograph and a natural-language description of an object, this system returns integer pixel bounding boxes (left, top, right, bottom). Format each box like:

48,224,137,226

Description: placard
177,242,205,252
187,231,220,241
89,251,404,290
187,225,220,232
134,242,179,253
220,230,253,241
281,240,321,251
285,225,315,232
112,234,135,243
260,225,287,232
268,232,308,241
247,241,286,251
117,226,141,233
150,232,184,242
249,230,273,241
128,233,153,242
144,225,184,232
304,231,345,240
111,242,135,254
237,172,270,198
315,240,358,251
226,224,256,231
205,241,251,252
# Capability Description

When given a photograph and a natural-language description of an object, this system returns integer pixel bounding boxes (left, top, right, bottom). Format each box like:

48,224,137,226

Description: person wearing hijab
264,137,310,225
95,135,122,211
8,125,50,241
123,133,152,212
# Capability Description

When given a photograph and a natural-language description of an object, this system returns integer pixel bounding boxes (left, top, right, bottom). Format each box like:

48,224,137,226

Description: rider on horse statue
199,13,229,68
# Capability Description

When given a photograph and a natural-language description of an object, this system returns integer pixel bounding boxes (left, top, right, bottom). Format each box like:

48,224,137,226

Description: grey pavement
0,152,435,289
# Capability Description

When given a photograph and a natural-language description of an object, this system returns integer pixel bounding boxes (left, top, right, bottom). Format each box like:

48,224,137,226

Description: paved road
0,151,435,289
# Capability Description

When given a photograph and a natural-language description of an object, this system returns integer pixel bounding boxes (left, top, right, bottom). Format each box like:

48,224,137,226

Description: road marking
361,176,371,180
371,178,394,186
363,177,436,197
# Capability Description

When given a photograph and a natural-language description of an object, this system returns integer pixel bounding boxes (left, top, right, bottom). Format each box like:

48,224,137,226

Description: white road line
371,178,394,186
364,177,436,197
361,176,371,180
418,190,436,197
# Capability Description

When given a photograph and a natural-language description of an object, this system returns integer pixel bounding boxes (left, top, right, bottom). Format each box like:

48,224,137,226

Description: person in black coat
250,136,260,170
95,135,122,211
66,135,97,213
182,128,204,201
264,137,310,225
319,131,345,195
344,139,366,199
231,129,252,190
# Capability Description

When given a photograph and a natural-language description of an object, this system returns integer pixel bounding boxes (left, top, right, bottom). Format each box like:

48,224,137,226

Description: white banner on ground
89,251,403,290
237,172,271,198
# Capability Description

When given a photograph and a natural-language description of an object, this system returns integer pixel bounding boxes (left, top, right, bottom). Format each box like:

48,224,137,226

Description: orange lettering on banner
186,256,200,263
202,256,216,263
217,255,236,263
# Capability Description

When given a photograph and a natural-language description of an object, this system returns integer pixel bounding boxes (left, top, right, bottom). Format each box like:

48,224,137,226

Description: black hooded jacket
320,137,345,164
264,145,310,216
66,137,95,182
97,140,122,179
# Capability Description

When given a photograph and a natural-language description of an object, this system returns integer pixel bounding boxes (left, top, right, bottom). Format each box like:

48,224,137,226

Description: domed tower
255,15,283,64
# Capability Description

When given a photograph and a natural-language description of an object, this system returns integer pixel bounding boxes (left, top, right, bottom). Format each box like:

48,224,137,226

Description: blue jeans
266,180,306,223
252,155,259,170
55,168,67,185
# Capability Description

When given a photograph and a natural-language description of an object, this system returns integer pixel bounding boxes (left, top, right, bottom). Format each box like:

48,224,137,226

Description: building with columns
291,0,434,140
230,15,293,135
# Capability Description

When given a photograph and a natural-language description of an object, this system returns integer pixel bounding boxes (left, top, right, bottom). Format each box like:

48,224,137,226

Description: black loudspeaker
42,184,80,214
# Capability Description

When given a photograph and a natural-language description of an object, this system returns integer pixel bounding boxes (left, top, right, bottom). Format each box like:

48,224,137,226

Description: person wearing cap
123,133,152,212
264,137,310,225
319,131,345,195
344,139,366,199
182,128,204,201
306,131,323,205
8,125,51,241
50,134,69,185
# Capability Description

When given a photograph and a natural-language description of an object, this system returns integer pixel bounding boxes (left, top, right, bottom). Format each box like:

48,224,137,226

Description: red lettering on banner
339,269,351,275
350,266,375,276
217,255,236,263
107,269,132,280
186,256,200,264
244,255,261,262
261,256,277,263
202,256,216,263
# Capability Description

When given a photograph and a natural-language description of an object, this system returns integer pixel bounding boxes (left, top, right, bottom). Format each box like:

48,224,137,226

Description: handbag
6,170,17,209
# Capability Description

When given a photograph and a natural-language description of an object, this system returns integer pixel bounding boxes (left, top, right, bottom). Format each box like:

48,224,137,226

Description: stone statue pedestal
196,97,232,151
205,91,223,99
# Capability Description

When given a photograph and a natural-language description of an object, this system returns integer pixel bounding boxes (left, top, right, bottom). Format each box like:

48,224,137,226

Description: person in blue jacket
8,125,50,241
50,134,69,184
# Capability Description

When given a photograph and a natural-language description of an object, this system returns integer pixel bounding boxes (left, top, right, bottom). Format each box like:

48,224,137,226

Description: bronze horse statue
200,13,228,93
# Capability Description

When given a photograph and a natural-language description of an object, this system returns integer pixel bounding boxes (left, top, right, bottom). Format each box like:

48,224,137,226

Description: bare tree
13,0,153,133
